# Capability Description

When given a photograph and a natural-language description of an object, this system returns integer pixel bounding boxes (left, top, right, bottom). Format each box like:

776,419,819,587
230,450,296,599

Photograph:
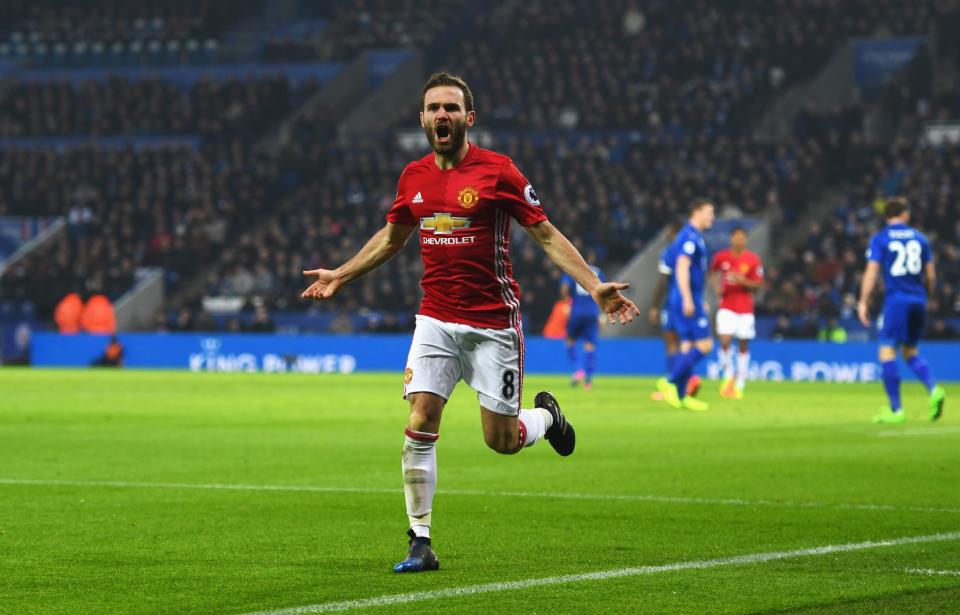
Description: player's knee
483,429,520,455
878,346,898,362
406,394,443,432
697,338,714,354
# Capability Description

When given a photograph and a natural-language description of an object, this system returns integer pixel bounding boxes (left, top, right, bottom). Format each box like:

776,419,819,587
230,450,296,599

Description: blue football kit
667,224,710,341
561,266,605,344
866,222,932,347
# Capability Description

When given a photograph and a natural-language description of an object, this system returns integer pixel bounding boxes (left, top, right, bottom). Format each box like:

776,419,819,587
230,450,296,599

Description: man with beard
301,72,640,572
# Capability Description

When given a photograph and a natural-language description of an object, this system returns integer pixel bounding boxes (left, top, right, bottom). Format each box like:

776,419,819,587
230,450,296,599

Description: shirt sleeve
385,167,416,226
496,159,548,226
921,235,933,264
866,234,884,263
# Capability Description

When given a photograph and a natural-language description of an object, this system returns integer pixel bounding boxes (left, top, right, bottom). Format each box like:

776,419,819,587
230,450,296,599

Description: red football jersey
386,144,547,330
710,249,763,314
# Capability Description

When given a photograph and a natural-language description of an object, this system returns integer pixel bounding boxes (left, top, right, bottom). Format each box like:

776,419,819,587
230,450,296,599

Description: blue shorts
567,314,599,345
879,300,926,348
670,306,711,342
660,308,677,333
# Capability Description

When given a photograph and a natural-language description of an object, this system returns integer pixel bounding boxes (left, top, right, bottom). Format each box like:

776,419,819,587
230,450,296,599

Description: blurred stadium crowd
1,0,959,342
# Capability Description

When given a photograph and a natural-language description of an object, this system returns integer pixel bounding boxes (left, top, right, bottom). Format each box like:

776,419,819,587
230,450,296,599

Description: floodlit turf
2,368,959,614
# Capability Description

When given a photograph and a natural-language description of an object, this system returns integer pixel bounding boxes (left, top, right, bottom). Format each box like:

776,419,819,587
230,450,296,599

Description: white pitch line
906,568,960,577
242,532,960,615
878,427,960,438
2,477,960,515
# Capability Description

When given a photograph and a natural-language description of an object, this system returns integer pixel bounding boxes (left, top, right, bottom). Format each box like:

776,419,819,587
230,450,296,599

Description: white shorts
403,315,523,416
716,308,756,340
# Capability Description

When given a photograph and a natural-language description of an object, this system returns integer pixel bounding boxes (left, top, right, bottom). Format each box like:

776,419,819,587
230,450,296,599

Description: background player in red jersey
301,73,640,573
710,227,763,399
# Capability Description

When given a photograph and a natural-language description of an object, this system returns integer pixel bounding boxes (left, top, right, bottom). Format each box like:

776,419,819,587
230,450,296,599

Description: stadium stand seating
1,0,955,337
0,0,261,66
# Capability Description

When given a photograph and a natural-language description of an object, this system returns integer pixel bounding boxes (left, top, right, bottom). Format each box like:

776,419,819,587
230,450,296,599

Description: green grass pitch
2,369,959,614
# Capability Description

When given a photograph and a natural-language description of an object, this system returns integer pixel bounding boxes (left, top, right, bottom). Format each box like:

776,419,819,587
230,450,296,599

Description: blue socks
906,355,936,392
584,350,596,383
881,360,901,411
666,353,678,375
670,347,705,399
566,344,578,371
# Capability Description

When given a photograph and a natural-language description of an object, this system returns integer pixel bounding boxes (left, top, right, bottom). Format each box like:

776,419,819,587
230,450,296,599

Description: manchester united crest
457,186,479,209
404,367,413,385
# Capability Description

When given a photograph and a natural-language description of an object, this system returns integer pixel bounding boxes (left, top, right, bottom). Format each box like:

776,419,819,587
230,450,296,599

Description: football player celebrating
302,73,639,572
710,227,763,399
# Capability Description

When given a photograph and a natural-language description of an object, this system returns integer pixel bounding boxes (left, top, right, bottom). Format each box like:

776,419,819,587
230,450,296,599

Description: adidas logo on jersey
412,192,424,204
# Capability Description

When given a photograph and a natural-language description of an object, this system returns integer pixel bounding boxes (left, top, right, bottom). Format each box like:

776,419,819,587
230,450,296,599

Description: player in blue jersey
650,217,701,400
561,251,605,390
657,198,715,411
857,197,945,424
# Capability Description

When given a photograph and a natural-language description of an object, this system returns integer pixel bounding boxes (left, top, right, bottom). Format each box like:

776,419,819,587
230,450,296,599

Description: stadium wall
30,333,960,383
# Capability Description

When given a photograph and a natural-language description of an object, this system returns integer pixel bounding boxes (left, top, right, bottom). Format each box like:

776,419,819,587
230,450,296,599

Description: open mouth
435,123,451,144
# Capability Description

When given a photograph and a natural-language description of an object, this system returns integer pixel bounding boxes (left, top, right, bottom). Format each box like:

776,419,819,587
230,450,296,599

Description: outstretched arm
302,222,415,300
524,220,640,324
857,260,880,326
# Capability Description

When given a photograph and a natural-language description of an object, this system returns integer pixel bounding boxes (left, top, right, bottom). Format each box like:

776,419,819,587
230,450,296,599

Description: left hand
857,301,871,327
591,282,641,325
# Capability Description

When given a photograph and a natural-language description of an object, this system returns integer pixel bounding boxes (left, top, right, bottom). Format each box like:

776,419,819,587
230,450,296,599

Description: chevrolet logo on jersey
420,213,472,235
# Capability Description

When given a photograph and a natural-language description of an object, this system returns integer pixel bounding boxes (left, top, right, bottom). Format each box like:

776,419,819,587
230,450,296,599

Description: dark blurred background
1,0,959,364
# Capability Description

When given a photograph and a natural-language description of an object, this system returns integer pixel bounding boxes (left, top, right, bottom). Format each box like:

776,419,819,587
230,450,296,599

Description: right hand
682,297,695,317
301,268,343,301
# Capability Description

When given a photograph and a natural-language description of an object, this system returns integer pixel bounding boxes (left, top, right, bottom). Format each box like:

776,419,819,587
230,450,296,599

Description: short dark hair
884,196,909,220
421,72,474,113
731,226,747,236
689,197,714,214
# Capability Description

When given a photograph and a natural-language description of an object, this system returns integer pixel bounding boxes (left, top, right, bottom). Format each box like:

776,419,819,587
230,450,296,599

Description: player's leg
874,344,905,424
566,338,582,386
566,317,584,386
395,392,444,573
873,303,906,424
395,317,460,573
652,312,680,400
716,309,736,395
466,324,575,456
403,392,445,535
679,337,713,411
662,309,679,373
901,303,944,420
734,337,750,397
718,334,735,397
661,314,711,409
582,318,599,389
732,311,755,397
